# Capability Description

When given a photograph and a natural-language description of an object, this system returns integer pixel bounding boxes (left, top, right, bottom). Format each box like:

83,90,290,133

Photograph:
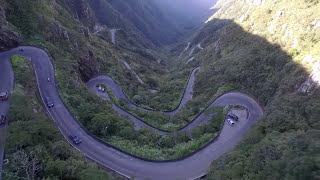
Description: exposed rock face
0,4,6,21
311,18,320,30
215,39,221,54
82,27,91,40
72,0,96,30
0,26,22,52
78,50,100,82
50,0,58,11
253,0,265,6
298,55,320,95
50,21,70,41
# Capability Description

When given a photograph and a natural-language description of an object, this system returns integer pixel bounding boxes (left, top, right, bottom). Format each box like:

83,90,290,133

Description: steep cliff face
106,0,181,45
0,25,21,51
78,50,100,82
59,0,96,30
88,0,154,49
0,1,21,51
0,0,174,107
192,0,320,98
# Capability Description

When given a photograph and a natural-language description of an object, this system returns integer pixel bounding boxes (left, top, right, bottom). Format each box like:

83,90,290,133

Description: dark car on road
228,114,239,121
0,91,9,101
0,114,6,125
69,135,82,144
45,97,54,108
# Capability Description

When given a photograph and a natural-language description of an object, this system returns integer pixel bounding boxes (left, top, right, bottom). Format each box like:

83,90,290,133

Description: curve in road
0,46,263,179
86,66,200,117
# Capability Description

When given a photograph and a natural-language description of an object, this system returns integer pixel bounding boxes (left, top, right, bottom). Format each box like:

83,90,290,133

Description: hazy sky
154,0,217,23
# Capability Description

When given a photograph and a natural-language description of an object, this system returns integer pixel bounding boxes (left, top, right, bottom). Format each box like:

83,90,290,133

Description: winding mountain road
0,54,14,180
110,29,117,44
0,46,263,179
87,66,200,117
179,42,191,57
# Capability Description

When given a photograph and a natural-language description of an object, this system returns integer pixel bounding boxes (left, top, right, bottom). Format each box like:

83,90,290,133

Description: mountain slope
176,0,320,179
106,0,181,45
1,0,319,179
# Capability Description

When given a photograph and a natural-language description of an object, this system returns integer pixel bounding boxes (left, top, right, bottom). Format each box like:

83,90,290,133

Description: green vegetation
113,84,237,131
5,0,187,111
4,55,109,180
66,85,225,160
2,0,319,178
99,107,225,160
186,0,320,179
1,0,228,165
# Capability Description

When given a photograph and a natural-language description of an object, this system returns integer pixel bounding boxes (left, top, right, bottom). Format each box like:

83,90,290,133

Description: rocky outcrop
82,27,91,40
0,26,22,52
78,50,100,82
74,0,96,30
50,0,58,11
298,55,320,95
62,0,96,31
0,4,6,22
215,39,221,54
253,0,265,6
311,18,320,31
50,21,70,41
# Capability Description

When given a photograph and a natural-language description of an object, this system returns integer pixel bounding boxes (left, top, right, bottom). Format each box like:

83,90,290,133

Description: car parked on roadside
69,135,82,144
0,91,9,101
228,114,239,121
0,114,6,125
45,97,54,108
227,118,235,126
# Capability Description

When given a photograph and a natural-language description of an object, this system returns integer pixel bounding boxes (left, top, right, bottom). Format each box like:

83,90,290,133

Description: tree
5,149,42,180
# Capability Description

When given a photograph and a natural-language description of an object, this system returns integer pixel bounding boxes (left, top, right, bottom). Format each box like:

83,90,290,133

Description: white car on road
227,119,235,126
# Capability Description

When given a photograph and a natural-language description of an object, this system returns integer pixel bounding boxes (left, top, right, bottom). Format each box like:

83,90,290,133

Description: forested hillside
175,0,320,179
1,0,319,179
0,0,220,179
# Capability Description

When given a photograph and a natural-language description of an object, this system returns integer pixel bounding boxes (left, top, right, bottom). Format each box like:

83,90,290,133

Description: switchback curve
0,46,263,179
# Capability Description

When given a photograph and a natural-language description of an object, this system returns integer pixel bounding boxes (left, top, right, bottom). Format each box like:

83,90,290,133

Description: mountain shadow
184,19,320,180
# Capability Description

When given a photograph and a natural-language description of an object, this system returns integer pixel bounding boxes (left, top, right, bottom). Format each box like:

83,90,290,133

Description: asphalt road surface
0,46,263,179
179,42,190,57
87,67,200,117
110,29,117,44
0,52,14,180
